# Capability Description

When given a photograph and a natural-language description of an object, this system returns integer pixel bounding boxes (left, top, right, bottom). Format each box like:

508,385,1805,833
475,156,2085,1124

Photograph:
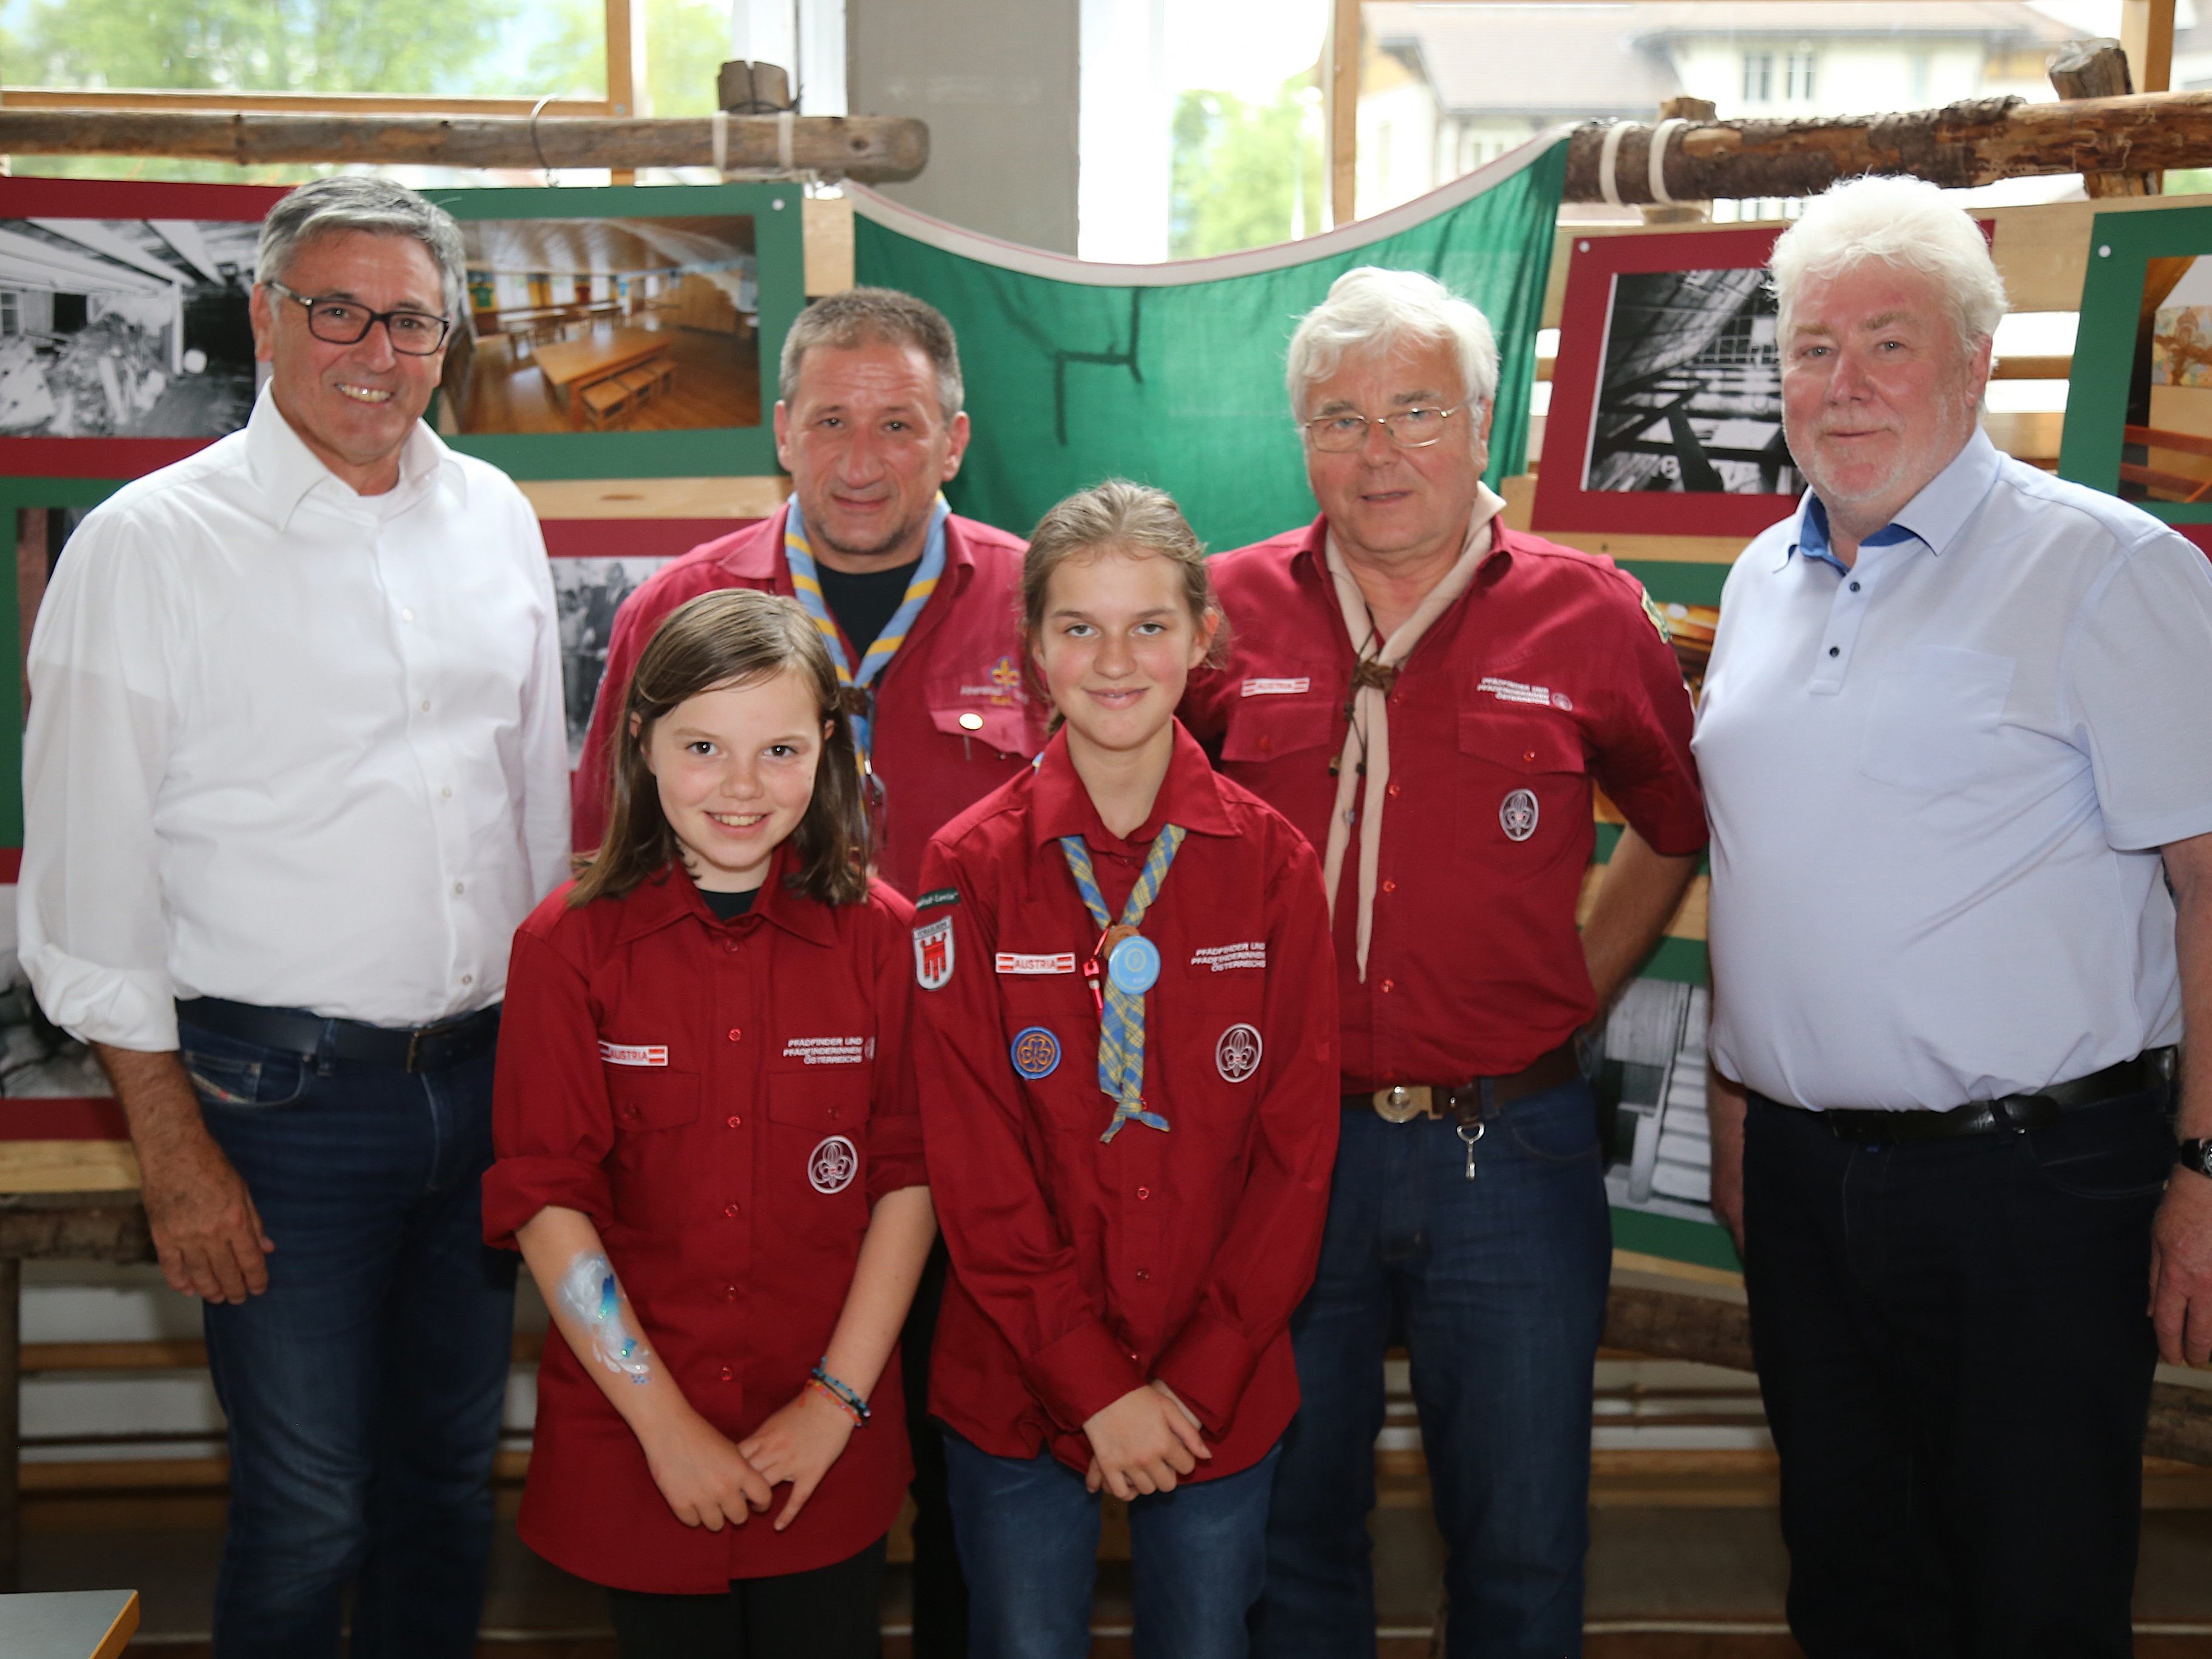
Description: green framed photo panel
2058,202,2212,535
424,182,806,481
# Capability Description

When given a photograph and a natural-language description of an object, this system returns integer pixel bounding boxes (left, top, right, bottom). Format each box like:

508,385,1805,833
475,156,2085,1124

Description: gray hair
780,286,964,420
1769,175,2007,359
1286,267,1500,424
256,176,470,329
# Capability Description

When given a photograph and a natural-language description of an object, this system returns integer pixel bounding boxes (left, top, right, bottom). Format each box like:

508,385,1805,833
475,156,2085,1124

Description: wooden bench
578,377,633,431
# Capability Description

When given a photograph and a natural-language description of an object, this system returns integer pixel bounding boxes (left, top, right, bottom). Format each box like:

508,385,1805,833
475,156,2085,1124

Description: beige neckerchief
1321,481,1508,979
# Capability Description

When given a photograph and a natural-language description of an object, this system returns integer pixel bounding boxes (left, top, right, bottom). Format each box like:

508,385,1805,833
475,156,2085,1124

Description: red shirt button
720,1366,734,1383
1387,781,1402,798
1522,749,1536,762
727,1028,743,1042
724,1202,741,1218
726,1114,742,1129
1135,1268,1150,1281
723,940,740,953
1381,879,1396,893
1380,979,1395,994
724,1284,738,1300
1258,736,1273,753
1136,1186,1151,1200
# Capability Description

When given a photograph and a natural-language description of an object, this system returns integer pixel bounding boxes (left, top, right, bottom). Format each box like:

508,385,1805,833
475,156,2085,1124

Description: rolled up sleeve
484,926,617,1247
18,509,184,1052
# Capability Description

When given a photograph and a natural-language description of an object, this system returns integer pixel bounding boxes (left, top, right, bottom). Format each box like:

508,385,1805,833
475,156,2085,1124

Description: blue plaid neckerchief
782,494,950,759
1058,824,1185,1143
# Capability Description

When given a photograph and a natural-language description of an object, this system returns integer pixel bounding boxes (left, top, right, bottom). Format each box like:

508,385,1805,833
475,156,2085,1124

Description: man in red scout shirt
1182,267,1708,1659
572,286,1039,896
572,287,1036,1656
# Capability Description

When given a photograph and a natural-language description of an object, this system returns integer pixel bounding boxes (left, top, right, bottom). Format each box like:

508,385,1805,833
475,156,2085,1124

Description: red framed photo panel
0,177,290,480
1535,225,1798,538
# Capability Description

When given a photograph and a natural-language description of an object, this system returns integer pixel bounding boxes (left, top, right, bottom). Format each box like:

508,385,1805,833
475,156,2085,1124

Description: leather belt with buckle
176,996,502,1075
1761,1047,2177,1143
1347,1041,1582,1123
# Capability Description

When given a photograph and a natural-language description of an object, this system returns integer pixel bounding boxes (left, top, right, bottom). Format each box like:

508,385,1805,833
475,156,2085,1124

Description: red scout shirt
910,723,1340,1480
1182,516,1707,1091
572,506,1041,894
482,851,926,1593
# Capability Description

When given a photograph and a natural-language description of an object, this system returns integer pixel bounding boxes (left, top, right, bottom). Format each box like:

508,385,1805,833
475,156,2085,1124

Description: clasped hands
1082,1379,1211,1500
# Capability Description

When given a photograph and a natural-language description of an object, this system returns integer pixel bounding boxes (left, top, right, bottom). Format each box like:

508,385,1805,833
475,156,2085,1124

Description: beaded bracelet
809,1360,871,1426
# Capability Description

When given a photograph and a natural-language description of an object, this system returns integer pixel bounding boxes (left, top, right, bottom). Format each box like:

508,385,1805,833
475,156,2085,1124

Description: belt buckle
1374,1084,1430,1123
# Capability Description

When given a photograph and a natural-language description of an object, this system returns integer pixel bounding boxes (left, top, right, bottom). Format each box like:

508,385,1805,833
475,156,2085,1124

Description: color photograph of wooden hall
452,215,761,435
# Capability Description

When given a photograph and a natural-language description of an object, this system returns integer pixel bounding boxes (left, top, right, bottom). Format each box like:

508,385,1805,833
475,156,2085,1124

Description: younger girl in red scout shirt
484,590,934,1659
911,480,1339,1659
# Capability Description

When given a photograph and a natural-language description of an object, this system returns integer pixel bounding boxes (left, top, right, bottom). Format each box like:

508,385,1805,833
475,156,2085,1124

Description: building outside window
1742,52,1774,101
1785,50,1818,101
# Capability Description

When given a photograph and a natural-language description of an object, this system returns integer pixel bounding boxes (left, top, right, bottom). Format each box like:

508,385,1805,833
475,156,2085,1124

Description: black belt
176,996,501,1074
1345,1041,1583,1123
1764,1048,2176,1143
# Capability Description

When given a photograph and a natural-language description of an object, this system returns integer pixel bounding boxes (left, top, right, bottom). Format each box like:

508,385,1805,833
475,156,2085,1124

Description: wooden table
532,328,672,427
0,1588,139,1658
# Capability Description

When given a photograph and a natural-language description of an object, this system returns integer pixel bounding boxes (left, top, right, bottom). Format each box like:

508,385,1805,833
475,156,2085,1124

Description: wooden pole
1327,0,1360,227
1562,89,2212,204
0,109,928,180
605,0,647,183
2049,39,2157,197
2121,0,2177,94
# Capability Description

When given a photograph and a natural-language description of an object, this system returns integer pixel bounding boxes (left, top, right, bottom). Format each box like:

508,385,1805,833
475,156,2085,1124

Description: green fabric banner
849,137,1568,554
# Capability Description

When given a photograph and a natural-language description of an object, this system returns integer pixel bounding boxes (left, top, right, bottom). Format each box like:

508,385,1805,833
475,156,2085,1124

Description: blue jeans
1254,1079,1611,1659
183,1016,517,1659
944,1430,1281,1659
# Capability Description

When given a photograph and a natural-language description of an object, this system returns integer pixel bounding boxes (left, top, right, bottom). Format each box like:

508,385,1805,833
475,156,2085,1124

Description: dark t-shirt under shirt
815,558,921,658
699,886,759,921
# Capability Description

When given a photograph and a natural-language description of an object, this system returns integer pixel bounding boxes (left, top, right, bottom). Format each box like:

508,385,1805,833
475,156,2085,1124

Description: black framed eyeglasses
265,281,451,356
1303,404,1465,453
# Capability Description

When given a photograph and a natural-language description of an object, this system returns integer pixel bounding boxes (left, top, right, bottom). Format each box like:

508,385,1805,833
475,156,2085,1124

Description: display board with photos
0,176,805,485
2058,200,2212,555
1536,225,1801,539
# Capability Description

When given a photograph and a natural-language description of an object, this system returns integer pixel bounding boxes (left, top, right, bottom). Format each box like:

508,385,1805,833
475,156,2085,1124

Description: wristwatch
2176,1140,2212,1181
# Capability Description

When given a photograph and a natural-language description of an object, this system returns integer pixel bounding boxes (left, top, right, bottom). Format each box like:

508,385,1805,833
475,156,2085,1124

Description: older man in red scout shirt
572,286,1035,1657
1182,267,1708,1659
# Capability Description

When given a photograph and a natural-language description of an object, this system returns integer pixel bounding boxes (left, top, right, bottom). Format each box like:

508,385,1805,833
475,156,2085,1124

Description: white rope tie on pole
1598,121,1631,208
1648,117,1689,206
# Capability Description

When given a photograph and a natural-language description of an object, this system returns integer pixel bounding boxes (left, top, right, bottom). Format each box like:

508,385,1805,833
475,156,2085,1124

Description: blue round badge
1010,1026,1061,1080
1107,934,1162,996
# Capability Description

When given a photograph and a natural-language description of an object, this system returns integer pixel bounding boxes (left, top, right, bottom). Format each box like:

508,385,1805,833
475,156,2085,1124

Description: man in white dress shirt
18,177,567,1658
1696,176,2212,1658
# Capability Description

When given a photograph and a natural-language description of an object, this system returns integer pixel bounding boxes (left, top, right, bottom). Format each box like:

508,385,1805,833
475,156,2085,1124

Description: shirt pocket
1221,693,1337,767
605,1069,702,1226
1456,707,1588,855
927,700,1033,759
1857,646,2015,792
767,1070,874,1231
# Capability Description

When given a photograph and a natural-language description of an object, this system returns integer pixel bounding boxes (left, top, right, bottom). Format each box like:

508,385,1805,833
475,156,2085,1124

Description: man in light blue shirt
1695,176,2212,1658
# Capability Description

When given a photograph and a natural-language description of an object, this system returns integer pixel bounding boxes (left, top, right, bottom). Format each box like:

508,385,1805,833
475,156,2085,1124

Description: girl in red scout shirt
483,590,935,1659
910,480,1339,1659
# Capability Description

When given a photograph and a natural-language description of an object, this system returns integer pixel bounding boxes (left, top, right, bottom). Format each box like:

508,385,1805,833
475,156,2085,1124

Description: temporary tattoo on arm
558,1253,654,1386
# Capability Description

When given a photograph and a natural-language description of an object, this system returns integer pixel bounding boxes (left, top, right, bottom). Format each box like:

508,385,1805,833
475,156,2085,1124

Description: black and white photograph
1583,267,1801,497
551,555,674,764
1598,979,1716,1228
0,218,260,440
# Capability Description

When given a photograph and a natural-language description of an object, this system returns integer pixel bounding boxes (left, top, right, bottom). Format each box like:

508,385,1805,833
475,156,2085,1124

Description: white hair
1769,175,2007,357
1285,267,1500,423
